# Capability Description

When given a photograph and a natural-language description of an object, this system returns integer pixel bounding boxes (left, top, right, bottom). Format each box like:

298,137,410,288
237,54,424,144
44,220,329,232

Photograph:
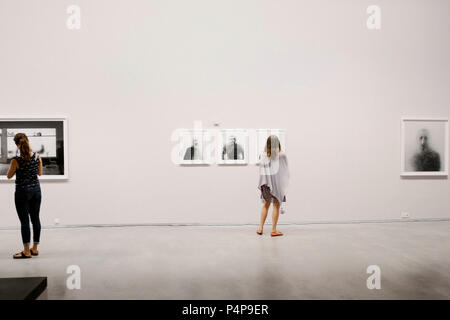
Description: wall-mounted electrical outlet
401,212,410,219
54,218,60,225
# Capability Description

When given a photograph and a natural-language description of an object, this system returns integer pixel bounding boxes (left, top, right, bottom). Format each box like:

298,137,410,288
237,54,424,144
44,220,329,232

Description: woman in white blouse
257,135,290,237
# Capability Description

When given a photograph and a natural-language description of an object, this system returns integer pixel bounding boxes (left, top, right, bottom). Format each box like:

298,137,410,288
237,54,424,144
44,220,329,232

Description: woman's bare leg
258,201,271,232
272,201,281,233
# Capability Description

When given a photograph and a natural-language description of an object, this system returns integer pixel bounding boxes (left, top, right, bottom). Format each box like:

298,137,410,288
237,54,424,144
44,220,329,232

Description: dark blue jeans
15,186,42,246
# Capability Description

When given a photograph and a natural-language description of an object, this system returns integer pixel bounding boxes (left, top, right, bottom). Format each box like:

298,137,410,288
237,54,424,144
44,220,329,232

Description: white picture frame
216,129,248,165
178,129,211,165
401,117,449,177
0,115,69,180
255,129,286,164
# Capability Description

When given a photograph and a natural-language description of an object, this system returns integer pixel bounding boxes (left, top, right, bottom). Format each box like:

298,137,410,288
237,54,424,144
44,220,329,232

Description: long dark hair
14,133,32,163
265,135,281,158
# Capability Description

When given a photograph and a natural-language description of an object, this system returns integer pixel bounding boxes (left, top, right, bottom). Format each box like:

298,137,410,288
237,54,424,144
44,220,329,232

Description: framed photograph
0,116,68,180
216,129,248,165
401,117,449,177
256,129,286,163
177,129,211,165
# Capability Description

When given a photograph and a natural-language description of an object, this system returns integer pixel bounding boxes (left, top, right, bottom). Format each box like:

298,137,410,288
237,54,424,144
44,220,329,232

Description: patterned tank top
15,153,40,190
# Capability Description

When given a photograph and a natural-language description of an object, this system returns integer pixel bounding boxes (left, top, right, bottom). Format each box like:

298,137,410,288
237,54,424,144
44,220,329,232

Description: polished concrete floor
0,222,449,299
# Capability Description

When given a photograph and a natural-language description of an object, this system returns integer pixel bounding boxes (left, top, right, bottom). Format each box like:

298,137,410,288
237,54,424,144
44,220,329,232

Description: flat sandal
13,251,32,259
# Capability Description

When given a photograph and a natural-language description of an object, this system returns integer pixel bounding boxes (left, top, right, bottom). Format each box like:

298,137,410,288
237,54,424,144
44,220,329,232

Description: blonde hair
265,135,281,158
14,133,31,163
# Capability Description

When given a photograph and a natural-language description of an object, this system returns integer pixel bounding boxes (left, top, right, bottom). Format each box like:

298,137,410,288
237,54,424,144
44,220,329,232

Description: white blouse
258,152,290,203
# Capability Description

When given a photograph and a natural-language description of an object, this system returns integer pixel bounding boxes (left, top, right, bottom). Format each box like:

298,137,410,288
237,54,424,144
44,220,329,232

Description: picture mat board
401,117,449,177
256,129,286,163
216,129,248,165
178,129,211,165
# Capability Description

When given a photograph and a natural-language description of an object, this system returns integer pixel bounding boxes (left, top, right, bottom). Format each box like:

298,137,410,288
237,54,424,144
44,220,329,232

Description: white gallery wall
0,0,449,227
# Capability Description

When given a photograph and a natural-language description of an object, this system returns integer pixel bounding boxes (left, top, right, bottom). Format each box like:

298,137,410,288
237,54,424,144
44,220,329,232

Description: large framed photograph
0,116,68,180
177,129,211,165
256,129,286,163
401,117,449,177
216,129,248,165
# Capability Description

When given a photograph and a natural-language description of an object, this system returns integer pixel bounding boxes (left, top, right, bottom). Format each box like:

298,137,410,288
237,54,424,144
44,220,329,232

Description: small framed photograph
178,129,211,165
256,129,286,163
216,129,248,165
0,116,68,180
401,117,449,177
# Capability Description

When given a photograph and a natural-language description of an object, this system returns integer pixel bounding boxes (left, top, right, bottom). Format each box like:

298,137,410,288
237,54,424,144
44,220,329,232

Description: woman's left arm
281,153,290,179
37,155,43,176
7,159,18,179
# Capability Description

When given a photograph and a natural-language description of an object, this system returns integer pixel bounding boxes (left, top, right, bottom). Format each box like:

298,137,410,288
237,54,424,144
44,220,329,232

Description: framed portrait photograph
216,129,248,165
0,116,68,180
256,129,286,163
177,129,211,165
401,117,449,177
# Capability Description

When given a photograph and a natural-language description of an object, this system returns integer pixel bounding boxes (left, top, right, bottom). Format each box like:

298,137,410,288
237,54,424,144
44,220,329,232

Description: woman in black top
7,133,43,259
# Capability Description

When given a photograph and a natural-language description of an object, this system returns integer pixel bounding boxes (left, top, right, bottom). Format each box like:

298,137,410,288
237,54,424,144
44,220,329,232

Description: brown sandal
256,230,263,235
271,231,283,237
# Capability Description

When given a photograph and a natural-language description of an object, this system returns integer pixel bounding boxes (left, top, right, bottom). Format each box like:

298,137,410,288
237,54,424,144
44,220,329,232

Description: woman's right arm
7,159,18,179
